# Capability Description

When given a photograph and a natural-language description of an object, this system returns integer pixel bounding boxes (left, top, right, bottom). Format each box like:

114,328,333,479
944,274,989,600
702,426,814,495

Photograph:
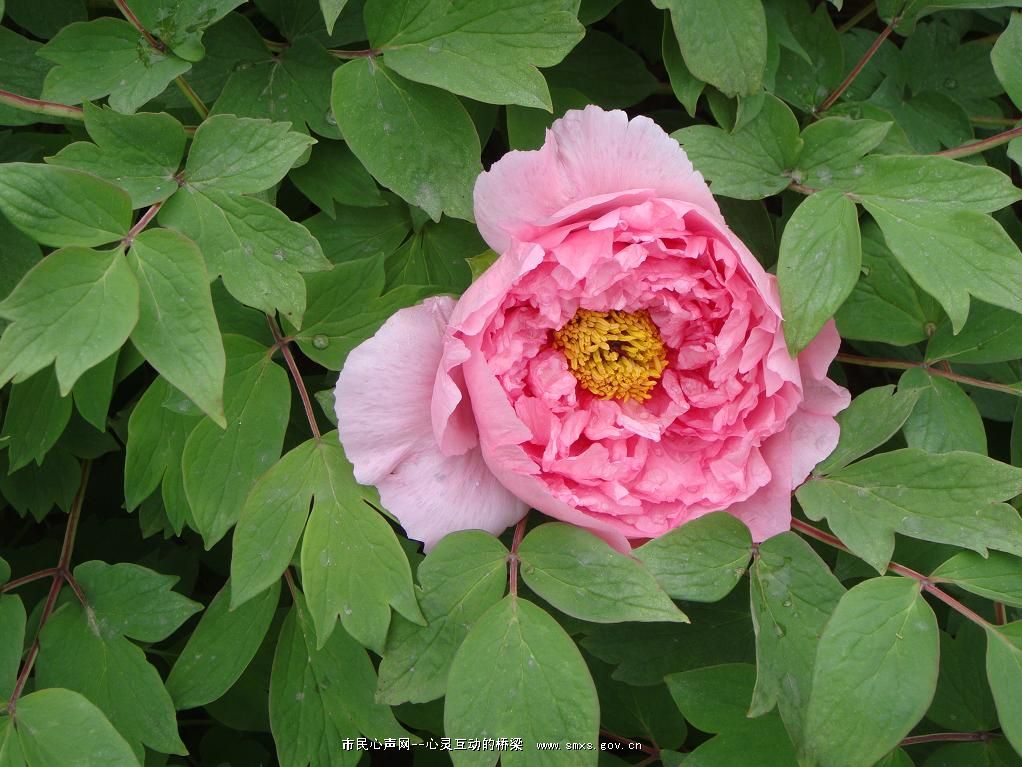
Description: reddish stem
508,516,528,598
329,48,381,59
935,125,1022,160
900,731,994,746
837,1,876,34
7,461,92,718
0,89,84,121
836,353,1022,398
0,568,59,594
816,14,900,114
790,519,993,629
123,199,164,247
994,601,1007,626
114,0,167,52
267,316,322,440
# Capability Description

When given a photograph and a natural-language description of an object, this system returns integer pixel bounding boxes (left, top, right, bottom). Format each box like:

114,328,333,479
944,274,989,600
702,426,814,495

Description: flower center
553,308,669,401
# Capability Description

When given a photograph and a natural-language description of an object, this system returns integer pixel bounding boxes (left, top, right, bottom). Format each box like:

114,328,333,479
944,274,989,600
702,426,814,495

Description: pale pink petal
375,443,527,551
725,432,794,542
336,297,457,484
474,105,718,252
797,319,842,380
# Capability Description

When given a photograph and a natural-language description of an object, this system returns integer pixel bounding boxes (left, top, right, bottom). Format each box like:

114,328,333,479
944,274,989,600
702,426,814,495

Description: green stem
837,1,876,34
329,48,381,59
508,515,528,598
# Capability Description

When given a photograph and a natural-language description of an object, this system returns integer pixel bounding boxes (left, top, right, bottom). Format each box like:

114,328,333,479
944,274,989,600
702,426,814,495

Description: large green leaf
794,118,891,190
926,301,1022,365
928,623,998,732
0,369,71,472
993,11,1022,111
899,368,986,455
127,228,226,426
634,512,752,602
183,115,315,194
673,95,802,199
931,551,1022,608
48,103,186,208
37,604,186,755
39,18,191,114
445,596,599,767
797,449,1022,572
299,438,424,652
657,0,767,97
364,0,583,109
0,595,25,701
377,531,508,705
816,385,921,474
750,533,845,746
778,190,861,355
269,599,413,767
985,622,1022,756
9,688,140,767
289,140,384,216
128,0,245,62
166,579,280,710
330,59,481,221
864,201,1022,333
0,163,131,247
181,335,290,548
0,246,139,395
804,578,939,767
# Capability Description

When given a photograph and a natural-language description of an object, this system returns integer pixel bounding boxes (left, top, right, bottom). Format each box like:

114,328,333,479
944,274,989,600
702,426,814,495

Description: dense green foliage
1,1,1022,765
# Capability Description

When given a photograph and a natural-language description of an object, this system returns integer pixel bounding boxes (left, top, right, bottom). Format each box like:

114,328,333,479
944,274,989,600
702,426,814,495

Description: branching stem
835,353,1022,397
0,89,84,121
816,13,900,114
267,316,322,440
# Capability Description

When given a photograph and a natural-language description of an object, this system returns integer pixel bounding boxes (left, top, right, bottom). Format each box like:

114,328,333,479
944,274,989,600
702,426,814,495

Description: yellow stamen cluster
553,308,669,401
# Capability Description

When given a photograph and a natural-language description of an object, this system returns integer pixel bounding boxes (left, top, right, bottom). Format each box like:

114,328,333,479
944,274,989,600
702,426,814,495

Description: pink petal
335,296,525,549
725,431,794,542
336,297,455,485
474,105,719,252
375,442,527,551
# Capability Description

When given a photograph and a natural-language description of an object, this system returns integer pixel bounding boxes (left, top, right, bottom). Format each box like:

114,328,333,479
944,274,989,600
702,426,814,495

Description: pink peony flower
335,106,850,551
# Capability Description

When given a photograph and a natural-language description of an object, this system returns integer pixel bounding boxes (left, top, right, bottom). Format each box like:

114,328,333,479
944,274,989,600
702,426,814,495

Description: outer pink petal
725,431,795,542
335,297,525,549
336,297,455,485
375,443,527,551
474,105,719,252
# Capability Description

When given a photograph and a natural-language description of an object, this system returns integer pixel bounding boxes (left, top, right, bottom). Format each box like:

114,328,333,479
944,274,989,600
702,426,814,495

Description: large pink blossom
335,106,850,551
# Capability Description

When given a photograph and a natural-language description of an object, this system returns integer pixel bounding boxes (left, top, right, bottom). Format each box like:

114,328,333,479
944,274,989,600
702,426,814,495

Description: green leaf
184,115,315,194
385,216,481,293
0,596,25,701
927,301,1022,365
518,523,687,624
922,740,1022,767
794,118,891,190
985,622,1022,756
320,0,349,34
0,559,8,586
161,187,330,325
330,59,481,221
211,37,342,139
377,531,508,705
74,560,202,643
4,0,86,40
123,376,201,513
269,599,412,767
0,27,55,128
181,335,290,548
166,579,279,710
545,29,657,109
661,16,704,116
899,368,986,454
0,448,80,522
658,0,767,97
48,103,186,208
804,578,939,767
0,246,139,395
71,351,118,431
993,12,1022,111
364,0,583,109
771,0,843,113
299,438,424,651
39,18,191,114
303,199,411,264
127,228,226,426
750,533,845,747
1,369,72,472
929,623,998,732
778,190,861,355
864,201,1022,333
288,255,430,370
289,140,383,216
128,0,245,62
0,163,131,247
673,95,802,199
591,660,687,750
36,603,186,756
931,550,1022,608
666,663,798,767
581,590,755,686
796,449,1022,572
816,385,921,474
842,156,1022,214
445,596,599,767
633,512,752,602
11,688,140,767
